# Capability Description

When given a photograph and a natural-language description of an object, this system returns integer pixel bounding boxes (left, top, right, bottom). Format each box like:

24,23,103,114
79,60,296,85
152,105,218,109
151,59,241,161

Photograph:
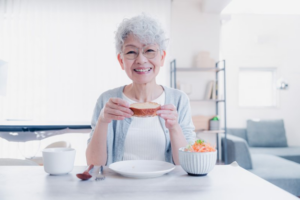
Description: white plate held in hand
109,160,175,179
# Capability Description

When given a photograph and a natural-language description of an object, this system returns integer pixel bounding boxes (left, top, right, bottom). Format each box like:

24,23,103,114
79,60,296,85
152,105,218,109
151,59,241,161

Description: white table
0,164,298,200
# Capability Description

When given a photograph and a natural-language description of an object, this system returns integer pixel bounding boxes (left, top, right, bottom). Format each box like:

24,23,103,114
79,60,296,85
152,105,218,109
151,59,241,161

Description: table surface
0,164,298,200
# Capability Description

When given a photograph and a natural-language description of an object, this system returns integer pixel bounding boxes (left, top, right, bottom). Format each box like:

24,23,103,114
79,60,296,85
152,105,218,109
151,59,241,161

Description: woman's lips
134,68,152,74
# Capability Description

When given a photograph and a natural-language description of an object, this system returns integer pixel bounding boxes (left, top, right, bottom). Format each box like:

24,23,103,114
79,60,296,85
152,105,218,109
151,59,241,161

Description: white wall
222,14,300,146
171,0,221,115
171,0,222,145
171,0,220,68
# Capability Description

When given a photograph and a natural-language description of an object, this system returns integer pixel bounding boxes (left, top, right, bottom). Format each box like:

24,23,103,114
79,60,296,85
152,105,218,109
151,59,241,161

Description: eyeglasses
122,45,159,60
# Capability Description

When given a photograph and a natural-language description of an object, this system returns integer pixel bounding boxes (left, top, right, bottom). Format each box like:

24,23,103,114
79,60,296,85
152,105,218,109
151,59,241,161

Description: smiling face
117,34,166,85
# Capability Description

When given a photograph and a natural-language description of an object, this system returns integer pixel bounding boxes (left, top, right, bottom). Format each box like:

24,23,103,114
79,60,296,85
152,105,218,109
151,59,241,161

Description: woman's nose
135,51,148,64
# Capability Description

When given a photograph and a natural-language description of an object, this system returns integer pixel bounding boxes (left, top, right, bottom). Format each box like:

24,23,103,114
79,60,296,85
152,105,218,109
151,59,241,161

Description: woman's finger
160,113,177,120
157,110,173,115
108,114,125,121
160,104,176,111
106,107,132,118
110,98,130,108
166,119,177,124
108,98,133,115
109,102,133,115
157,110,178,119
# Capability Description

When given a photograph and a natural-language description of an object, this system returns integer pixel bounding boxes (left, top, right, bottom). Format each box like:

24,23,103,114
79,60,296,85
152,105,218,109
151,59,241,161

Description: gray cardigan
88,85,196,165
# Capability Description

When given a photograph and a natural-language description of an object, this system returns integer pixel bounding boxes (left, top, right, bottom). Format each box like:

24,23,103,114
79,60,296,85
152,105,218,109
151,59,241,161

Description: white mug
42,148,76,175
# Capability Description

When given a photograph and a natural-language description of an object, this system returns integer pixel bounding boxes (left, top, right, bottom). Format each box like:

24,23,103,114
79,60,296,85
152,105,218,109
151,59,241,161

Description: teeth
135,68,151,72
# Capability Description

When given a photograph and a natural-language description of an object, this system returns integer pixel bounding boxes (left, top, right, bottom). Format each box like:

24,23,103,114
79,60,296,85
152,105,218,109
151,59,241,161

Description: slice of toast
130,102,161,117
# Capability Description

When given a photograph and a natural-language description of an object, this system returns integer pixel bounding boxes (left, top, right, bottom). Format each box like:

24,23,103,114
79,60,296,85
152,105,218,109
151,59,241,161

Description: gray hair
115,14,168,54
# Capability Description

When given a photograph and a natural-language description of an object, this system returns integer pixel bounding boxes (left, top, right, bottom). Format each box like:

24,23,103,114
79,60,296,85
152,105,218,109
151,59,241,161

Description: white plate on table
109,160,175,179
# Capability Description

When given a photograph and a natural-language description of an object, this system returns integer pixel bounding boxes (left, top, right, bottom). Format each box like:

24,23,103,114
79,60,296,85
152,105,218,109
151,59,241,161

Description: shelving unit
170,59,228,164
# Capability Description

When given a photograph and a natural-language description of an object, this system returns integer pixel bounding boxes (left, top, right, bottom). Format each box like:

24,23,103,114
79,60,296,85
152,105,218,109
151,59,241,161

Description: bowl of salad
179,139,217,176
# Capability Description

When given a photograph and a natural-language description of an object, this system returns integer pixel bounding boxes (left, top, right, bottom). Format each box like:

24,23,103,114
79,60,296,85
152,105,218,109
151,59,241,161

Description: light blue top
88,85,196,165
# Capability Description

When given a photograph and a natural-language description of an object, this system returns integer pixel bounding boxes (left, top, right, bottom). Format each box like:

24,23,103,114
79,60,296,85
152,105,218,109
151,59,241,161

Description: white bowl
42,148,76,175
179,147,217,176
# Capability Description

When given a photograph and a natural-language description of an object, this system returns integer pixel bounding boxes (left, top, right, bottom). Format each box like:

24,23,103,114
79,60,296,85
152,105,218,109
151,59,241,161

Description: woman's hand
156,104,180,131
99,98,134,124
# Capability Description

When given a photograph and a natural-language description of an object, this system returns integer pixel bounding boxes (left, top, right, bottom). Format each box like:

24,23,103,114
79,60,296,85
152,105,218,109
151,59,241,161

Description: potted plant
209,116,220,130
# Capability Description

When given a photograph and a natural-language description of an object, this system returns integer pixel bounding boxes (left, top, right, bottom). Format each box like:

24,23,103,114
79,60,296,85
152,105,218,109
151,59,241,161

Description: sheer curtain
0,0,171,123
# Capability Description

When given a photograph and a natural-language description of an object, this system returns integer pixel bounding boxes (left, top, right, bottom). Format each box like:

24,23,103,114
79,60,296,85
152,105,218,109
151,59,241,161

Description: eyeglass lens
123,46,158,60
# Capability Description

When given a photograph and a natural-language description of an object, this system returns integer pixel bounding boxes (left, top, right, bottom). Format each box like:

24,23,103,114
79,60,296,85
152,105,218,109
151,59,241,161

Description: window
0,0,171,166
238,68,277,107
0,0,171,122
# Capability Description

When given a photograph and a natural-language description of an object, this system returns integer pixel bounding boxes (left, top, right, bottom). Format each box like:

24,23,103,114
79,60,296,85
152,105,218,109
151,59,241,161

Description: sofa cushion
249,147,300,164
227,128,248,142
249,154,300,196
247,119,288,147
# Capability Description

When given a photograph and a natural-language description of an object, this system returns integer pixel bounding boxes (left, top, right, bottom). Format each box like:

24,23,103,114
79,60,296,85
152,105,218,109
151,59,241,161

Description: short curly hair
115,14,168,54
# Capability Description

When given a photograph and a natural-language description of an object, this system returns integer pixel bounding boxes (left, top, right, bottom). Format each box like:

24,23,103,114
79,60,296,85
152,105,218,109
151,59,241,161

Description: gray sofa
222,119,300,196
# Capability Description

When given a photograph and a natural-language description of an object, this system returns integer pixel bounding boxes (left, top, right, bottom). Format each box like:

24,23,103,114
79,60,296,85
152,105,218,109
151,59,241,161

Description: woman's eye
126,51,137,55
145,49,155,53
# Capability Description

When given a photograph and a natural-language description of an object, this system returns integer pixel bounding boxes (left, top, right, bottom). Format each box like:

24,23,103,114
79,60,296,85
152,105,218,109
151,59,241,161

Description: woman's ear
160,51,166,66
117,54,125,70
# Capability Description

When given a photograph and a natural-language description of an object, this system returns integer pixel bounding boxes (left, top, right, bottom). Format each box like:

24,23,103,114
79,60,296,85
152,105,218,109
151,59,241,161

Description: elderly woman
86,15,195,166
